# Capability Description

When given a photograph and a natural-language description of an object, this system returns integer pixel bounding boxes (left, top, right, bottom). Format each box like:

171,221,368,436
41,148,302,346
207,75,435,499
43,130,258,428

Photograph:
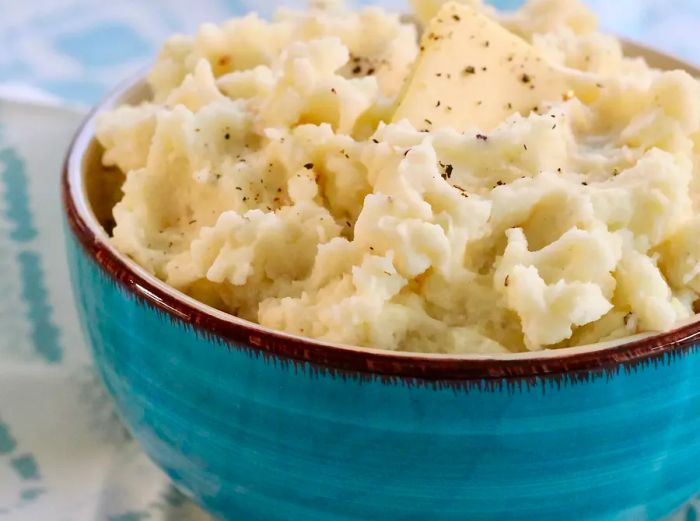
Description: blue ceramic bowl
63,43,700,521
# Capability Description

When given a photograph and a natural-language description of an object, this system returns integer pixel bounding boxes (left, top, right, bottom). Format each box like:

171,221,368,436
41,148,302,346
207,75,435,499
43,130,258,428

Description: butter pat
393,2,569,132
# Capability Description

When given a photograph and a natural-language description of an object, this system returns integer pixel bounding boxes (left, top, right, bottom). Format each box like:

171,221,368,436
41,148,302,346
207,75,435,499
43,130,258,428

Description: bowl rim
62,40,700,387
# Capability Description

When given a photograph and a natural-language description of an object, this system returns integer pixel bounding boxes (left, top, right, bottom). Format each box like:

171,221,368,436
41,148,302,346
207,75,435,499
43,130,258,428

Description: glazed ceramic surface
63,43,700,521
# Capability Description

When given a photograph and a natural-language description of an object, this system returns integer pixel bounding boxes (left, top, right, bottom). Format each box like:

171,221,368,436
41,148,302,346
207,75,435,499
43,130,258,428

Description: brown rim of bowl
62,41,700,389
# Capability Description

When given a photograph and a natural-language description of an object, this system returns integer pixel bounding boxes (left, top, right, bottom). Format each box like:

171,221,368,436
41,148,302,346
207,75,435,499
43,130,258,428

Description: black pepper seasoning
304,163,314,169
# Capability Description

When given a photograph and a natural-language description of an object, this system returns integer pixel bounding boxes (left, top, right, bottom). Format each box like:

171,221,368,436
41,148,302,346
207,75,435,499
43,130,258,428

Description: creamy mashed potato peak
96,0,700,354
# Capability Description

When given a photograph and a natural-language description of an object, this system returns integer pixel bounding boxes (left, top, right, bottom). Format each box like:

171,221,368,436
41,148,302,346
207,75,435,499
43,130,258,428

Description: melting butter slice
393,2,570,132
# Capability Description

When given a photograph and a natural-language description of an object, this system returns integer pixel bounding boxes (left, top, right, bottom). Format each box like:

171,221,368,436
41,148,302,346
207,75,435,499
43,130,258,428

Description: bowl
63,41,700,521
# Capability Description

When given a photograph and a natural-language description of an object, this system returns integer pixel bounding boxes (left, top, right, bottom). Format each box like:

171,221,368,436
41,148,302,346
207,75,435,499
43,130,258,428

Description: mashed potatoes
96,0,700,354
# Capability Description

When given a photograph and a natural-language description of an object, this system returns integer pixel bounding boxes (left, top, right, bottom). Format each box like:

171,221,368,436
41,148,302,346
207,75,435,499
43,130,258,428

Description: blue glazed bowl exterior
64,230,700,521
62,43,700,521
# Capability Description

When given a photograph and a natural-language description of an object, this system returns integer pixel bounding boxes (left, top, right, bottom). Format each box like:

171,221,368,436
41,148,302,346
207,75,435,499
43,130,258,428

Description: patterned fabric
0,100,212,520
0,0,698,519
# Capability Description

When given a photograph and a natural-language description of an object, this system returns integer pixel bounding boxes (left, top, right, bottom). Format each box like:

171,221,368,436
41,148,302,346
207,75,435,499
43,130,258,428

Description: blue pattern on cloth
0,0,698,519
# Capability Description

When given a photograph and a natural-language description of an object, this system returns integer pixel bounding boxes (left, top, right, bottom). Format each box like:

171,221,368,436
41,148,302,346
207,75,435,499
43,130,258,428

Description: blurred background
0,0,698,106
